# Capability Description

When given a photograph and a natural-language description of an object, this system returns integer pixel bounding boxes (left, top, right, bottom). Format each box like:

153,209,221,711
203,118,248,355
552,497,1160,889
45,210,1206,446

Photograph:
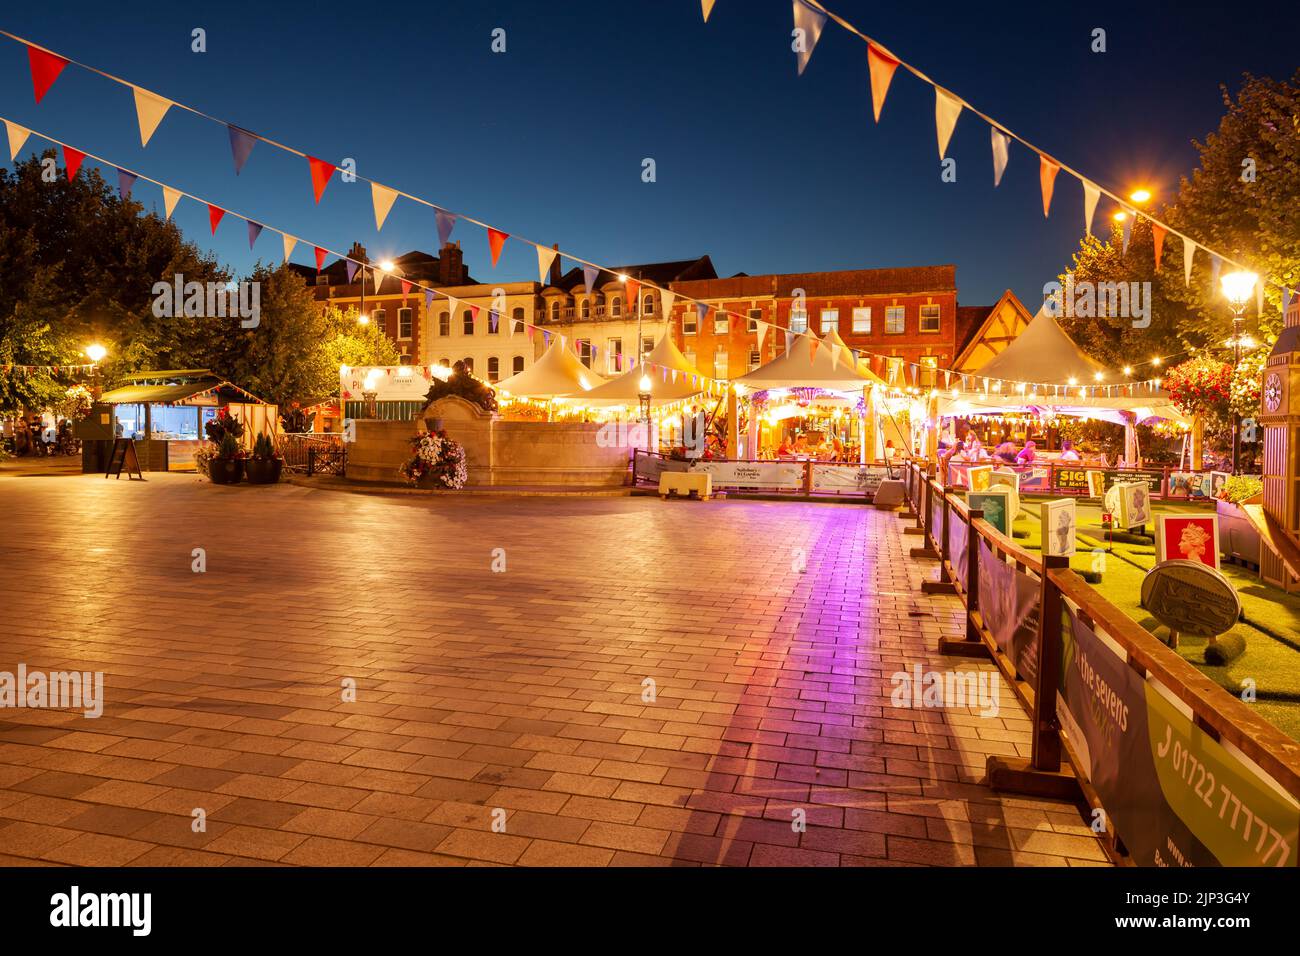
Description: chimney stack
548,243,562,286
439,240,464,286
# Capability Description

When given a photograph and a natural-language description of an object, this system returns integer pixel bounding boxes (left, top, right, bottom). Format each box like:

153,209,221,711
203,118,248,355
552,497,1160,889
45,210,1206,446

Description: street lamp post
1221,270,1258,474
85,343,107,400
638,373,652,425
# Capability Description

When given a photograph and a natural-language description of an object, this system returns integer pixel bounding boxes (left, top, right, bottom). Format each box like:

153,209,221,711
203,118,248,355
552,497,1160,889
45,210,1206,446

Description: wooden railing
901,460,1300,866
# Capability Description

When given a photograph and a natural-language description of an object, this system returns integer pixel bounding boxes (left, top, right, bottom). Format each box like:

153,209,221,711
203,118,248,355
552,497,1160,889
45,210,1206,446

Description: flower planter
245,458,283,485
1216,498,1261,567
415,472,451,490
208,458,245,485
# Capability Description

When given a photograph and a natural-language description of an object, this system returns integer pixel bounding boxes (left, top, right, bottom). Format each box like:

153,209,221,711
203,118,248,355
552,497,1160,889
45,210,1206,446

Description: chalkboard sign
106,438,144,480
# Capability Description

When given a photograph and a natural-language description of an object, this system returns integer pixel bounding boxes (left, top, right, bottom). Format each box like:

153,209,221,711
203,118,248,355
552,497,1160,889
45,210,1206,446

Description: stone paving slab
0,474,1107,866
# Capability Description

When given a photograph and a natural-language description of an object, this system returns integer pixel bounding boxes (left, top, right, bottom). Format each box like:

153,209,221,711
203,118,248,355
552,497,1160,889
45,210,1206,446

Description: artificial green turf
997,496,1300,742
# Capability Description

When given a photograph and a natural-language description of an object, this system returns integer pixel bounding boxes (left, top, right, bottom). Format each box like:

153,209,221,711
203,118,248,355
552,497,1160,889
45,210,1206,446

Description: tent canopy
577,335,706,406
495,339,606,399
974,304,1110,384
735,331,883,392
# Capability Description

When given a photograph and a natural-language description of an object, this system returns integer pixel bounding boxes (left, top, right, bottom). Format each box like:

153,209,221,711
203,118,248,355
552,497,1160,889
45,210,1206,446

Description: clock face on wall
1264,372,1284,413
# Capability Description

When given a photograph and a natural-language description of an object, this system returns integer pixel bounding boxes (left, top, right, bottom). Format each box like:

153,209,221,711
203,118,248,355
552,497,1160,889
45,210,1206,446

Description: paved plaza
0,474,1107,866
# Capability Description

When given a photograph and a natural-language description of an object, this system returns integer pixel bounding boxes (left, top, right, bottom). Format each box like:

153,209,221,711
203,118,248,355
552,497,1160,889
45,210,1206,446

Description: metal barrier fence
279,433,345,475
903,460,1300,867
632,449,903,496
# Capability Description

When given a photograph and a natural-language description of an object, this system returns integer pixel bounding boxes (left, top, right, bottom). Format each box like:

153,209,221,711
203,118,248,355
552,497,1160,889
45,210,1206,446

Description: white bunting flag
4,120,32,161
935,88,962,159
1183,237,1195,287
282,233,298,263
829,343,841,367
785,330,796,354
132,87,173,147
370,183,399,231
1082,181,1100,236
756,321,767,353
990,129,1009,187
660,290,676,320
162,186,182,220
792,0,827,76
536,244,558,284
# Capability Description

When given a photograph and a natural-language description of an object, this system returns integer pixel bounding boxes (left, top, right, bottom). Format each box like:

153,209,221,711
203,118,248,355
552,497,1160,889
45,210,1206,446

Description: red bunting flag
470,304,481,321
207,205,225,235
625,278,641,309
401,280,411,303
1151,223,1167,271
61,146,85,179
866,43,899,123
1039,157,1060,217
314,246,328,272
487,228,509,267
27,46,68,104
307,156,334,204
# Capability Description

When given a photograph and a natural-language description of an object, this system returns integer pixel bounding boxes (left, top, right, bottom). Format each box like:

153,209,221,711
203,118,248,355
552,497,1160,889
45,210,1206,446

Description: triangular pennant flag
696,302,709,327
346,260,360,283
27,47,68,104
116,168,137,201
867,44,899,123
1182,237,1195,287
809,338,819,366
785,330,796,353
990,129,1010,187
489,310,499,334
1039,157,1060,217
792,0,826,76
228,126,256,175
246,220,263,250
527,324,535,342
671,369,679,384
372,268,383,294
542,329,551,345
1151,223,1167,271
470,304,481,321
661,290,676,318
625,278,641,309
701,0,716,22
583,265,600,295
4,120,32,161
282,234,298,263
207,205,225,235
830,343,841,367
1082,181,1100,236
1211,254,1222,288
487,228,509,267
401,280,411,302
371,183,399,231
536,245,558,284
935,88,962,159
424,289,435,316
132,87,173,147
307,156,334,203
314,246,328,272
62,146,86,180
1121,215,1133,255
436,210,457,247
162,186,182,220
756,322,767,352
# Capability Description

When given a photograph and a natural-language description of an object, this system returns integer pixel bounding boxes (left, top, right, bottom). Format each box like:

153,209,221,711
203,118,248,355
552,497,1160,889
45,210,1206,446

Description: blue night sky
1,0,1294,308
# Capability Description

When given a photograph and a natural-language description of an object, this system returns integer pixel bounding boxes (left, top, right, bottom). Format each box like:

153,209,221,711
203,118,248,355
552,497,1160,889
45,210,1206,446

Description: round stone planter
208,458,245,485
245,458,283,485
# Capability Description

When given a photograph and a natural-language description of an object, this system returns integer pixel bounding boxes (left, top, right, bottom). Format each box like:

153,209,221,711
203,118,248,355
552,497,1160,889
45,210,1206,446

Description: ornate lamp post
1221,270,1258,473
85,343,107,400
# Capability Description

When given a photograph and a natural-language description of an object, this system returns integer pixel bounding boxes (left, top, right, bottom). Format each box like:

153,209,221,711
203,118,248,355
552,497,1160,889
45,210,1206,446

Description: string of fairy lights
0,25,1255,403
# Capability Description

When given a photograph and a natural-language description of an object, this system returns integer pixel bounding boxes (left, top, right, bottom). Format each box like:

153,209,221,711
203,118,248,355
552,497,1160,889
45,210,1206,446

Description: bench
659,472,712,500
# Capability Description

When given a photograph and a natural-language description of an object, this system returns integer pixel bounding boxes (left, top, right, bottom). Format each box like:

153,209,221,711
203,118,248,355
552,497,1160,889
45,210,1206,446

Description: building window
644,295,654,315
610,297,622,317
315,275,329,286
885,306,905,334
606,338,623,374
550,300,560,322
683,310,697,335
852,307,871,333
398,308,413,340
790,309,808,333
577,339,593,368
512,355,525,375
462,357,474,374
747,309,761,332
820,308,839,334
512,307,525,335
487,357,500,382
919,304,941,332
439,312,450,336
463,311,474,335
399,353,414,365
748,349,761,371
714,311,728,335
439,358,450,367
714,349,728,378
641,336,654,357
580,298,590,319
373,308,387,331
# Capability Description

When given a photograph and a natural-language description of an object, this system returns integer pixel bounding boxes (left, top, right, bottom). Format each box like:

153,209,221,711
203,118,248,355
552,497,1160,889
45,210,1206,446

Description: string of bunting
0,27,1243,396
699,0,1297,313
1,362,98,375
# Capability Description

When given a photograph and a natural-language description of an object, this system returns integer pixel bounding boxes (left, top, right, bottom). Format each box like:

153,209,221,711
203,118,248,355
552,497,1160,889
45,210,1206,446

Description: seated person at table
1015,440,1037,465
960,434,989,460
1059,439,1081,461
884,440,897,461
776,438,793,458
994,441,1018,464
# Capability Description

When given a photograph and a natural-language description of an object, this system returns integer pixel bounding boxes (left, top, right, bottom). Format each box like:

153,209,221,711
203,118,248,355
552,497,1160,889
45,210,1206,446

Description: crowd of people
1,415,78,457
942,432,1087,466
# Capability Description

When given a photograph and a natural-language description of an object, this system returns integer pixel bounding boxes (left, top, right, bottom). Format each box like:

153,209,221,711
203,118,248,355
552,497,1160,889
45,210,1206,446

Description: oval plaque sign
1140,559,1241,638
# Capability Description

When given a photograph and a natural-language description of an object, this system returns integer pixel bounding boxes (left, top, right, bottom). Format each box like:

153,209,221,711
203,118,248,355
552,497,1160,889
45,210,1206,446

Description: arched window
462,357,474,374
487,357,500,382
581,298,590,319
439,358,450,367
511,307,525,335
550,300,560,322
438,312,450,336
644,295,654,314
512,355,525,375
611,296,622,317
463,311,474,335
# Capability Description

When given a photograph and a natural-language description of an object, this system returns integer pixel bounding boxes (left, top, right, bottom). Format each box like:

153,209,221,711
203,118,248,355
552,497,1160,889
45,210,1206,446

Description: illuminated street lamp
1221,270,1258,473
638,373,652,424
85,343,107,399
1129,188,1152,204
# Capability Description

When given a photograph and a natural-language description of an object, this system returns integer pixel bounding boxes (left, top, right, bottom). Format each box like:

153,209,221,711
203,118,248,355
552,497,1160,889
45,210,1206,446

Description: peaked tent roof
734,331,884,391
577,335,706,406
973,304,1110,384
494,339,607,399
